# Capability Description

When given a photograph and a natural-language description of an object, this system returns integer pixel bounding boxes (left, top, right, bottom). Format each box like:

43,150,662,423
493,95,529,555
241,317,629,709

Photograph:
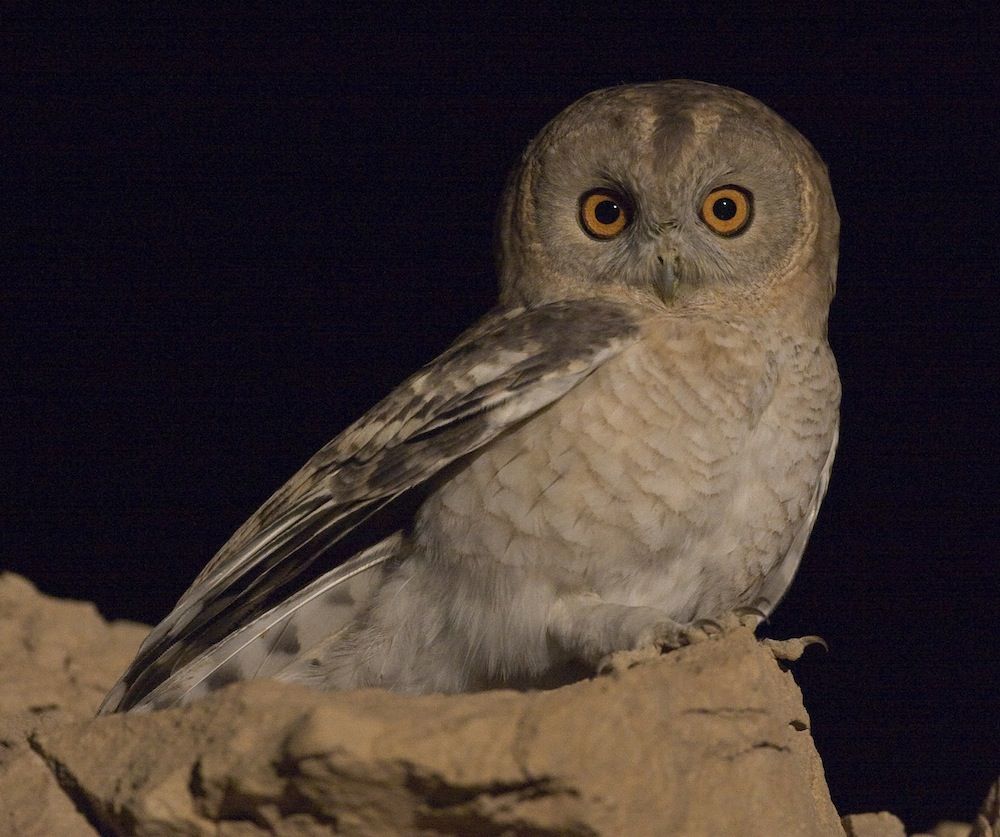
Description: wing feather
100,298,641,713
112,532,405,714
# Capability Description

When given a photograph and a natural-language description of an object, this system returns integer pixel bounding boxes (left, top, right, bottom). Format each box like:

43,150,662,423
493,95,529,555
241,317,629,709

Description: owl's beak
655,251,680,303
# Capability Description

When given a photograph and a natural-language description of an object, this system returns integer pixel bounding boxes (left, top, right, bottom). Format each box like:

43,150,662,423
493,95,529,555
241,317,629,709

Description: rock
0,573,149,720
4,570,960,835
0,746,100,837
971,777,1000,837
916,822,975,837
842,810,907,837
0,573,149,836
31,634,846,836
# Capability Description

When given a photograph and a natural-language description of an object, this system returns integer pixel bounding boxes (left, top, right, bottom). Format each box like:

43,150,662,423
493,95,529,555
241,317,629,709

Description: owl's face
496,81,838,327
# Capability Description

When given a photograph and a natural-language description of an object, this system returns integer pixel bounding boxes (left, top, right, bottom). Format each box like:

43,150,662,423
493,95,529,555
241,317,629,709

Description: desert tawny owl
100,80,840,714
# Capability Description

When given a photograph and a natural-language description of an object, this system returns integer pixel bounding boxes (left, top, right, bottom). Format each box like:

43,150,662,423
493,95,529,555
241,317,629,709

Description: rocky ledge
0,573,994,836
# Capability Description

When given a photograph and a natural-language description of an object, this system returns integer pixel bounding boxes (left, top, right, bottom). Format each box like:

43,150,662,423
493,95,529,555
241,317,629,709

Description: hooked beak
655,250,680,303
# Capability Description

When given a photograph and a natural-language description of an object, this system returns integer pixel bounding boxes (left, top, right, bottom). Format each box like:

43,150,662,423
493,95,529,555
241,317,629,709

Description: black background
5,8,998,830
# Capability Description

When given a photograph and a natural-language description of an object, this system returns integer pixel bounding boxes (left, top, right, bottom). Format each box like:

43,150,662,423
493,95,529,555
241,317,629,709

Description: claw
733,605,768,627
596,655,616,676
597,644,664,676
691,618,722,635
799,634,828,652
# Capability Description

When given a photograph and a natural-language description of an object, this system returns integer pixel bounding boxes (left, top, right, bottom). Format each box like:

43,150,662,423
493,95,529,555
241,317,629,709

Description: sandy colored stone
914,822,974,837
0,572,149,719
20,625,841,836
0,573,148,835
971,777,1000,837
0,746,99,836
7,570,986,835
842,810,906,837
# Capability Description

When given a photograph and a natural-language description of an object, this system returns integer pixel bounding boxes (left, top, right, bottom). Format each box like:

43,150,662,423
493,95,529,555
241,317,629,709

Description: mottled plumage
100,80,840,714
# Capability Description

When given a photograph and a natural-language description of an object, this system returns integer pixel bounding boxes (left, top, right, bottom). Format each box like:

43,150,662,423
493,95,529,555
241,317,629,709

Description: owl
100,80,840,714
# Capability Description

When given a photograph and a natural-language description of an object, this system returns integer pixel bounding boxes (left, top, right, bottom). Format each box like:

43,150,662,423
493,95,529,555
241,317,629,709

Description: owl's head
495,81,838,332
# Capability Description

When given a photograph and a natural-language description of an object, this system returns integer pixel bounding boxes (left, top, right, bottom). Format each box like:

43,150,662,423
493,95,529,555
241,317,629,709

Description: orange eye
700,186,753,236
579,189,632,239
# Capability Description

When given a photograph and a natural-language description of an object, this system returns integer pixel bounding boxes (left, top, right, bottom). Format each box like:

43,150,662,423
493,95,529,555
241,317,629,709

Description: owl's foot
596,606,768,675
595,621,699,675
696,602,828,662
548,593,802,677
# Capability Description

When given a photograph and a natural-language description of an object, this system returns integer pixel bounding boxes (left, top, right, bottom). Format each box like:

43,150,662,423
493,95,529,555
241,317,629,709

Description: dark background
5,8,998,830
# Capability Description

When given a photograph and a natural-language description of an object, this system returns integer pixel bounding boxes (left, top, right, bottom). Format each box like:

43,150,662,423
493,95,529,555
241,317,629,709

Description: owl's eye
579,189,632,240
700,186,753,236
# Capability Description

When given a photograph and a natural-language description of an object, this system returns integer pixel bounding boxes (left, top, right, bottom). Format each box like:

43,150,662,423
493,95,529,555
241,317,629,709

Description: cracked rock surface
0,572,988,835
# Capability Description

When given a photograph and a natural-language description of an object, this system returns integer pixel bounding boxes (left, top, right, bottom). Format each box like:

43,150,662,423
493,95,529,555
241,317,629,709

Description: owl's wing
99,298,642,713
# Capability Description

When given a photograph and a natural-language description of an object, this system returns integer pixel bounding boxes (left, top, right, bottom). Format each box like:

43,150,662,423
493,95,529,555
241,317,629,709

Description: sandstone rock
0,746,100,837
971,777,1000,837
842,810,907,837
0,572,148,720
3,570,954,835
31,632,846,836
0,573,149,836
916,821,975,837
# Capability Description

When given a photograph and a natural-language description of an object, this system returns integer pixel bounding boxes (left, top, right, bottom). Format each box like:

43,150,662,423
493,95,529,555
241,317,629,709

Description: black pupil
712,197,738,221
595,199,620,225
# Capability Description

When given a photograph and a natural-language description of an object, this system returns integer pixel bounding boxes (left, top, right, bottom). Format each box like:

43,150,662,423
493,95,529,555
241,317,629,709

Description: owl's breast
415,314,839,621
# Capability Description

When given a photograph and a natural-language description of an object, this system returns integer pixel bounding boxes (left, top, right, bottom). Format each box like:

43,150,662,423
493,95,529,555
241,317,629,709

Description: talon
800,634,828,652
597,644,665,676
691,618,721,635
734,605,768,627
